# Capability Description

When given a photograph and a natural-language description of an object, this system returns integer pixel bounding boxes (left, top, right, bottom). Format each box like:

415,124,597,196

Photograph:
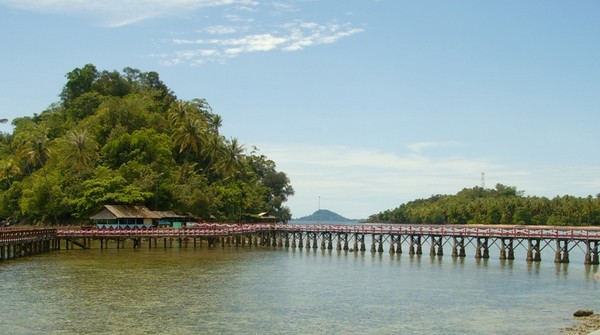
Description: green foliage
367,184,600,226
0,65,294,225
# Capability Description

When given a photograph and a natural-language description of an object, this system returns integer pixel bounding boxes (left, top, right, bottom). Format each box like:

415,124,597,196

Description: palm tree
0,158,21,188
26,132,51,169
167,100,189,126
218,137,245,178
210,114,223,135
172,116,206,161
201,133,225,174
25,130,58,224
65,129,98,170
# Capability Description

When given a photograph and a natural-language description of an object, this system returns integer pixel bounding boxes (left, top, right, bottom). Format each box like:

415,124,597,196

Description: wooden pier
2,224,600,265
0,228,59,260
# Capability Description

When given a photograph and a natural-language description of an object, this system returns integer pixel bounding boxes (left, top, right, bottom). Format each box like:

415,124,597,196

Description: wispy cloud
1,0,365,63
0,0,259,27
256,142,495,218
163,20,364,64
407,141,462,154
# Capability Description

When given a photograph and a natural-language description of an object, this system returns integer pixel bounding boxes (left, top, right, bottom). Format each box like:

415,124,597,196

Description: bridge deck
2,224,600,264
54,224,600,241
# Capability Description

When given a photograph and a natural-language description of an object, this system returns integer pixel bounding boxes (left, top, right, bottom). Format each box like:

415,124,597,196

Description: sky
0,1,599,220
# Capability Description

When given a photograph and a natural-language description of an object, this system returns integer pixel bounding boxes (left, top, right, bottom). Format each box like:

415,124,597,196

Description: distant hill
291,209,358,223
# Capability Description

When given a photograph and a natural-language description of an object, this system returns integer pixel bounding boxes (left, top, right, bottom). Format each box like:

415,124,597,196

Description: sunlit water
0,239,598,334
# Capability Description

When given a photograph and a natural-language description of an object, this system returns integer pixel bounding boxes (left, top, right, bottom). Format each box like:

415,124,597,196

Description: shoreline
563,314,600,334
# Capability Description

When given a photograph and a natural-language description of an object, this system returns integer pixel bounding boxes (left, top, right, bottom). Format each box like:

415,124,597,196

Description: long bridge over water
2,224,600,265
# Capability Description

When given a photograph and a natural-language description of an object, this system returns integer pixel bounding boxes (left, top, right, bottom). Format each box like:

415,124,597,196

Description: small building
154,211,189,228
257,212,278,223
90,205,159,229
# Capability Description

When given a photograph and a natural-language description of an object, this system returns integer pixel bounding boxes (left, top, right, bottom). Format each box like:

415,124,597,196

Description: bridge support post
554,240,561,263
482,238,489,258
475,238,489,259
416,236,422,255
370,235,376,253
555,240,569,263
562,241,569,263
585,241,593,264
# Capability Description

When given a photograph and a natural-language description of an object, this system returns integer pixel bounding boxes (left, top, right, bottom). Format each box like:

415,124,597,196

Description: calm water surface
0,241,598,334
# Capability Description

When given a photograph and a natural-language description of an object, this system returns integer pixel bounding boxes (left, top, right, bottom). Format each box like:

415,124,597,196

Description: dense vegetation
0,64,294,225
367,184,600,226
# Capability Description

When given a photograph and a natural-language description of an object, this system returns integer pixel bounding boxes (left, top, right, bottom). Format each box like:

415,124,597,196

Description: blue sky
1,1,599,219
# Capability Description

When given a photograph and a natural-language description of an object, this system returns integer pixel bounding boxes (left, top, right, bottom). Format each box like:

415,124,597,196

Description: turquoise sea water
0,239,598,334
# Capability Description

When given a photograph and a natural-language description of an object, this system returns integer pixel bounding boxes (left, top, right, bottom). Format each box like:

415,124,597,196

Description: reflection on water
0,243,598,334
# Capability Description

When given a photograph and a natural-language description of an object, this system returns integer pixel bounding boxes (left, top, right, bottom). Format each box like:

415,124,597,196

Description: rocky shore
563,313,600,334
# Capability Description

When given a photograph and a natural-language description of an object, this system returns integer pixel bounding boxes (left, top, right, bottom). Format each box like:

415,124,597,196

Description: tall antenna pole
481,172,486,189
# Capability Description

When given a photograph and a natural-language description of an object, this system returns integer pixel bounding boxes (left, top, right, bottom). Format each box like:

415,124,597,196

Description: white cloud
167,21,364,63
0,0,258,27
2,0,365,62
407,141,461,154
202,25,242,34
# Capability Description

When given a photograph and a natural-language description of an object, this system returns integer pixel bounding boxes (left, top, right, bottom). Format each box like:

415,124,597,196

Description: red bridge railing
52,224,600,241
0,228,57,243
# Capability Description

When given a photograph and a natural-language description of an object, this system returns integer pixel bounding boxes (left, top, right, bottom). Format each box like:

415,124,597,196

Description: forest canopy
367,184,600,226
0,64,294,225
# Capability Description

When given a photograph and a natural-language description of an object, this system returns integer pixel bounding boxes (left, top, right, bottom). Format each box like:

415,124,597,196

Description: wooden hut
89,205,159,229
154,211,189,228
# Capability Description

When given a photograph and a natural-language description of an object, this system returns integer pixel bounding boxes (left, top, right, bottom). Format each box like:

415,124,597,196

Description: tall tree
60,64,99,106
65,129,98,170
218,137,245,178
172,115,206,161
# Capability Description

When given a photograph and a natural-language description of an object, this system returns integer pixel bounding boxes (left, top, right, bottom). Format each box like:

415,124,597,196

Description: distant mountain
291,209,358,223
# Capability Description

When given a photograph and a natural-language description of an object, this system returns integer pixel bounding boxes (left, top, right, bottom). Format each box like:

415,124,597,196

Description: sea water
0,238,598,334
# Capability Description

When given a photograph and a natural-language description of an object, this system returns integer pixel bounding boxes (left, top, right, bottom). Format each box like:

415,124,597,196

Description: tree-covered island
367,184,600,226
0,64,294,225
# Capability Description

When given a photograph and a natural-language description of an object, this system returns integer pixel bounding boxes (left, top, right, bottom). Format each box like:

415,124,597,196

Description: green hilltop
0,64,294,225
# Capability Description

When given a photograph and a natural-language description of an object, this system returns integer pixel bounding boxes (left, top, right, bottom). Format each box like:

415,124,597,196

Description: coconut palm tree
172,115,207,161
167,100,189,127
0,158,21,188
26,131,51,169
201,133,225,175
65,129,98,170
218,137,245,178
